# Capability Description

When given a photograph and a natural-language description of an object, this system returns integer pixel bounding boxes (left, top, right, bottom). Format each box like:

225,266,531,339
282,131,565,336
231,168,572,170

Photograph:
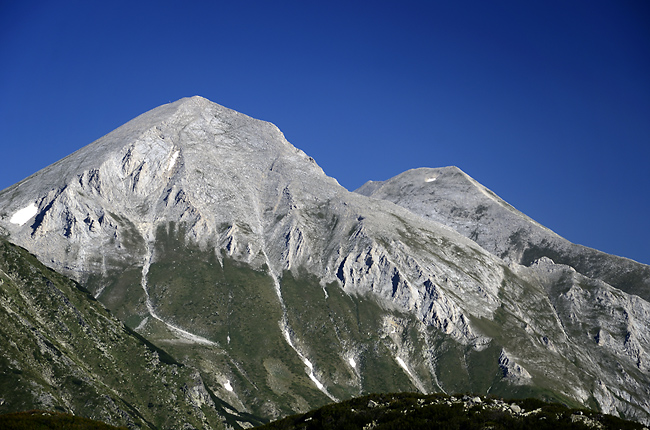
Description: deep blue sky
1,1,649,265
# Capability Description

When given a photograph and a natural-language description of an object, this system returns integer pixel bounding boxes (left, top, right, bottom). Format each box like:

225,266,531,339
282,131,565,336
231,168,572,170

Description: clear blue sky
1,1,649,265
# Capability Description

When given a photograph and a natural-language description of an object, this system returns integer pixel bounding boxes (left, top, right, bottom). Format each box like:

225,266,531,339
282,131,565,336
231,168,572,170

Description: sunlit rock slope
355,167,650,301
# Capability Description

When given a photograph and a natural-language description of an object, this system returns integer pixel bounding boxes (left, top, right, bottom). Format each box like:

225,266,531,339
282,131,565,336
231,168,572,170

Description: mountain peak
171,95,228,115
1,99,649,426
179,94,210,103
0,96,338,271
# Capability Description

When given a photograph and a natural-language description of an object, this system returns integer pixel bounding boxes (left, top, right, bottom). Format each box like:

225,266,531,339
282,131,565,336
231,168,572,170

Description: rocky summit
0,96,649,428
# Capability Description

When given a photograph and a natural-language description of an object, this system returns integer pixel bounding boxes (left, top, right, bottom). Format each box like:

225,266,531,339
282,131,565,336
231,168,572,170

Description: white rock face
1,96,649,424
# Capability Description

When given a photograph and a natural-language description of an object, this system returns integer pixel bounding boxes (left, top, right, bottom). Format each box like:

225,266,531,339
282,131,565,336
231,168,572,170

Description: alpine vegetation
1,96,648,427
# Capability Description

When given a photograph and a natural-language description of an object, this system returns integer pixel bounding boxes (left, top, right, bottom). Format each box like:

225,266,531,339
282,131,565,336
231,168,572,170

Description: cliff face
1,97,648,425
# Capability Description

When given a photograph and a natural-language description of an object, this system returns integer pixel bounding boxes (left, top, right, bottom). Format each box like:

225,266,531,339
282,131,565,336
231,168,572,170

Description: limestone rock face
1,97,649,425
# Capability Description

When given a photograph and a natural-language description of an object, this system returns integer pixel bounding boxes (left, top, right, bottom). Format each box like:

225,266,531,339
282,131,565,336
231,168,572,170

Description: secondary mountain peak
355,166,650,301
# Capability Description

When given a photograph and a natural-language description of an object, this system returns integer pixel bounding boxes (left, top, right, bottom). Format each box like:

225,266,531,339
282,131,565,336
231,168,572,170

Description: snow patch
301,356,324,390
309,373,324,390
10,203,37,225
425,177,437,183
262,246,335,400
304,358,313,370
348,357,356,368
396,357,409,371
224,380,234,392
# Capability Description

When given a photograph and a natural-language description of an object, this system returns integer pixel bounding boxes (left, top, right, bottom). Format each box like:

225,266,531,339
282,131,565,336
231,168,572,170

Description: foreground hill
0,236,257,428
0,97,649,425
0,410,128,430
254,393,647,430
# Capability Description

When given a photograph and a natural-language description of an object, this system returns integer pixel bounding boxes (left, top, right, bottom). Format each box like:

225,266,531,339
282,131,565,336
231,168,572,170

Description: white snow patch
224,380,234,392
396,357,409,371
10,203,37,225
263,247,336,400
151,308,216,345
309,373,324,390
425,177,437,182
167,150,180,171
348,357,356,368
300,355,323,389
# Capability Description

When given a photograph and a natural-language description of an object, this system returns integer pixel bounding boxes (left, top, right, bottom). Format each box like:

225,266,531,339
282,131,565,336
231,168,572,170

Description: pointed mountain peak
0,96,338,251
0,96,303,197
354,165,557,261
169,95,225,114
177,94,210,104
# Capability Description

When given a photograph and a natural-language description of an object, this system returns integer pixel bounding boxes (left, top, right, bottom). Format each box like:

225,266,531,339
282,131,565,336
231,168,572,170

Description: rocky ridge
0,96,649,425
355,167,650,300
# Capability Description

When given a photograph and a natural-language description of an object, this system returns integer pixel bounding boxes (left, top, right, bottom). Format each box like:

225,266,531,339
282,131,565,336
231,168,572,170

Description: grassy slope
0,237,226,429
